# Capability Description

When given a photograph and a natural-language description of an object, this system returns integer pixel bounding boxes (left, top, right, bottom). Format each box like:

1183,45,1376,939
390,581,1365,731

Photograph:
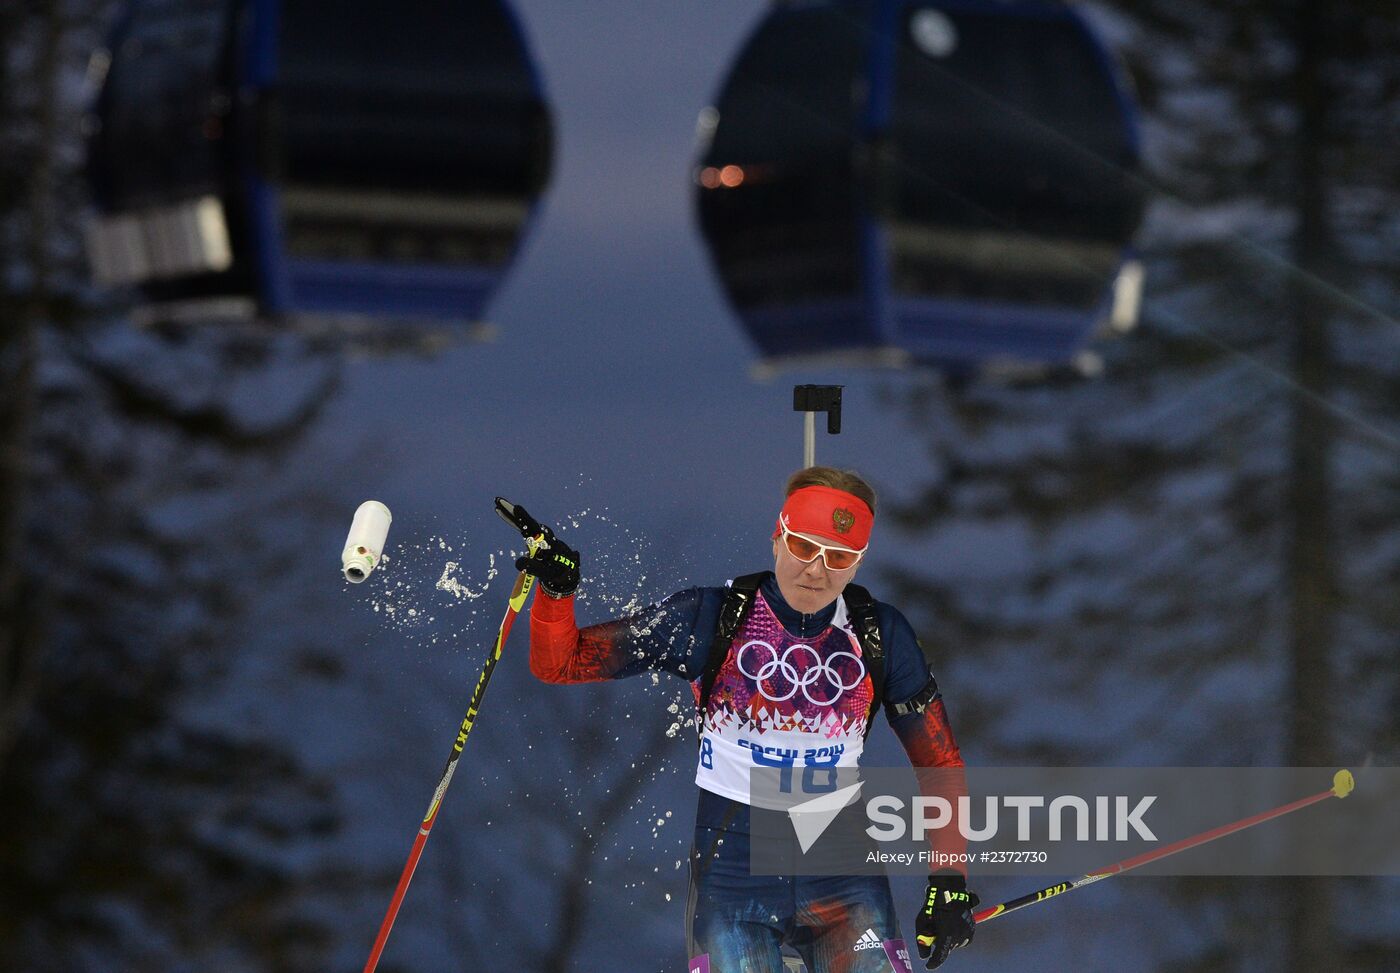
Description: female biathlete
517,467,979,973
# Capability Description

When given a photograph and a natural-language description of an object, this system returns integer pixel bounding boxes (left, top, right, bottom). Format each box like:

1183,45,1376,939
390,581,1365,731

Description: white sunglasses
779,525,866,570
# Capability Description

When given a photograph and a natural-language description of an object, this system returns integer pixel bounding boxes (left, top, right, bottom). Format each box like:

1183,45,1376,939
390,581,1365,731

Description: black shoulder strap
886,637,942,720
840,583,886,740
696,572,768,730
843,589,946,728
886,669,942,720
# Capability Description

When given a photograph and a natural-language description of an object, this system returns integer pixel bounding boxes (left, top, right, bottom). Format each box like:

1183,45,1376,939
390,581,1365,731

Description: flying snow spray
342,500,392,583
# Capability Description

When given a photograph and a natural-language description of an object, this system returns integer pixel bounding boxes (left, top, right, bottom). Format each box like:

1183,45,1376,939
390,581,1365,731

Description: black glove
515,536,580,598
915,872,978,969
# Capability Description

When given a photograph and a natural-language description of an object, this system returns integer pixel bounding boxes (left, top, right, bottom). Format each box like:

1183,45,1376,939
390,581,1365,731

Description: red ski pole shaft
974,769,1355,924
362,541,541,973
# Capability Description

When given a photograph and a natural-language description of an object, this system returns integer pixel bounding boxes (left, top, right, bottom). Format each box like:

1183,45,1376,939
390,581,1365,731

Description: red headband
774,485,874,550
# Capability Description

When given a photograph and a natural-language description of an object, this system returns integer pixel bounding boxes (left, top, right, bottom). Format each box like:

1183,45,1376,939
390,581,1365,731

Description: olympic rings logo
735,640,866,706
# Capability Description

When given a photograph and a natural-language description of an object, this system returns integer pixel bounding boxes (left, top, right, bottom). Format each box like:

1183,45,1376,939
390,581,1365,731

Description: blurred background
1,0,1397,970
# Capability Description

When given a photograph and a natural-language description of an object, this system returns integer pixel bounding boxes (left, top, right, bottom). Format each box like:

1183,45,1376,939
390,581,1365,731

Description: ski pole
362,498,547,973
974,769,1355,924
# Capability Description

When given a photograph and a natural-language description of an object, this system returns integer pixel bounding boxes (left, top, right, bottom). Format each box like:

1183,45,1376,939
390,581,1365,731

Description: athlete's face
771,533,862,614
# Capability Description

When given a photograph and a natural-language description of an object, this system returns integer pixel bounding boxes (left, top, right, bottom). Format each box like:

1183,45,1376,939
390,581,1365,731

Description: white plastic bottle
342,500,392,583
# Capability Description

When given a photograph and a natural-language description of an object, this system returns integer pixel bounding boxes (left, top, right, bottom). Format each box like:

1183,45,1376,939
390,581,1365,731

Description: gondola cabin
85,0,553,326
696,0,1146,376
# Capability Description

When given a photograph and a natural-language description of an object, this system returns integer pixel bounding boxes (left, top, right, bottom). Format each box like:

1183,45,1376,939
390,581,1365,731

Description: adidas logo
853,928,883,951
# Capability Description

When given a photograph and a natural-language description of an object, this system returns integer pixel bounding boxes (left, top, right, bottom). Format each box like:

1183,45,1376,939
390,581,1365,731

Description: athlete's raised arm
516,523,714,684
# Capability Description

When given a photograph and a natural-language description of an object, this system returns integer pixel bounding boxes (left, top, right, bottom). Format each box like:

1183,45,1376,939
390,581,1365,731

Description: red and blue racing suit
529,573,964,973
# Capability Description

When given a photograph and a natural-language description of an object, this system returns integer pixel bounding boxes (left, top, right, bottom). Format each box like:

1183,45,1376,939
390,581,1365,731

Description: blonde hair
784,466,876,515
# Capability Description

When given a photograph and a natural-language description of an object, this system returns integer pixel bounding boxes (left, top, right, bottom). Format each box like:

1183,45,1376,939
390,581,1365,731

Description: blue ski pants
686,825,914,973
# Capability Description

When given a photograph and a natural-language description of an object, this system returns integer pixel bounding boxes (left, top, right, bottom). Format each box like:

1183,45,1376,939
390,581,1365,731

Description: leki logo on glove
932,889,972,908
736,640,865,705
832,507,855,534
